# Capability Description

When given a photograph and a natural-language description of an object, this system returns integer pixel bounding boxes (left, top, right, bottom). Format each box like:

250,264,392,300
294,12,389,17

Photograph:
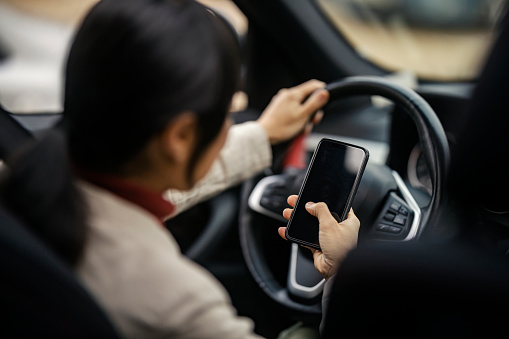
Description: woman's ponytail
0,129,87,267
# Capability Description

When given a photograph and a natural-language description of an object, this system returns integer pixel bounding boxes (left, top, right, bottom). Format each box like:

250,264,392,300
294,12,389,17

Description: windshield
316,0,508,81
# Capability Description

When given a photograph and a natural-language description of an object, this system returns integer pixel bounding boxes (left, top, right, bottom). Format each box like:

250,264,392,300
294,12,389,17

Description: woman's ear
158,111,198,165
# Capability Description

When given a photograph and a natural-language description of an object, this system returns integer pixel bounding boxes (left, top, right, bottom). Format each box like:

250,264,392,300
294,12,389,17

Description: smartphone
285,138,369,249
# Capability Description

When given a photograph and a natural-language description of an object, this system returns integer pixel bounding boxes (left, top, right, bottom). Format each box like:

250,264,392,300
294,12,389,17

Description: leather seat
0,106,119,337
0,203,120,337
0,104,33,161
322,241,509,338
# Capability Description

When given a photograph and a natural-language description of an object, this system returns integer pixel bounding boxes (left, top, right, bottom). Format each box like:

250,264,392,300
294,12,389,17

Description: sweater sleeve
163,121,272,217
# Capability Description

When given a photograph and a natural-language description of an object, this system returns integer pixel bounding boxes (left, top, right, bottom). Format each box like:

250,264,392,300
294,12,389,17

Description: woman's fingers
312,110,324,125
278,227,287,240
282,196,296,219
301,89,329,117
283,208,293,220
287,195,298,207
291,79,326,102
257,79,328,145
281,200,360,280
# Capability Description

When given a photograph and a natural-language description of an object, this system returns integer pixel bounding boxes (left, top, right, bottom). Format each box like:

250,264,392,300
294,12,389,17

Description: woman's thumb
305,202,337,225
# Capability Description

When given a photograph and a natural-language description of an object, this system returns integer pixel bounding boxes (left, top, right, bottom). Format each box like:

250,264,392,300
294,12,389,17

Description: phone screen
286,138,369,249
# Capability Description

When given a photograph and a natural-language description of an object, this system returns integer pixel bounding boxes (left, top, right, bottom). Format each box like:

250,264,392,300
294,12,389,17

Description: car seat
321,241,509,338
0,106,120,337
0,103,33,160
0,202,120,337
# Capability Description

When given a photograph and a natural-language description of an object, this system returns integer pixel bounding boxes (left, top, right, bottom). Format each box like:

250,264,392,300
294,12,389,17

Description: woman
0,0,360,337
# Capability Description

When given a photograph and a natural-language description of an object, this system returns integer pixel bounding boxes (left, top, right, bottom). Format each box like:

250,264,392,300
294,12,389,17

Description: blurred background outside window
0,0,246,113
316,0,508,81
0,0,506,113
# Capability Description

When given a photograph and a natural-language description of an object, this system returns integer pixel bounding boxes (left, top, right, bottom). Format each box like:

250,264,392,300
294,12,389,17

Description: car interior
1,0,509,337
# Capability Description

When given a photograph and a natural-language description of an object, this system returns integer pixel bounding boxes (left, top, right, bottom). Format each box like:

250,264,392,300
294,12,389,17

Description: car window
315,0,508,81
0,0,246,114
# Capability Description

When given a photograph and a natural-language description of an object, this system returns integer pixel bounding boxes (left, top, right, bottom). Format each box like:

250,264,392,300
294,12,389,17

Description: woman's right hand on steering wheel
257,80,328,145
278,195,360,280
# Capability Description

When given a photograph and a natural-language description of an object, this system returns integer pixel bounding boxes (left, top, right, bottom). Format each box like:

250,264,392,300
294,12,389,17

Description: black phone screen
286,139,368,249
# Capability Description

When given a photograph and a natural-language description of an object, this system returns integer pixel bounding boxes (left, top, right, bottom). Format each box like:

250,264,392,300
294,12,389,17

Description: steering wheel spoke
248,168,308,223
248,174,289,223
287,243,325,303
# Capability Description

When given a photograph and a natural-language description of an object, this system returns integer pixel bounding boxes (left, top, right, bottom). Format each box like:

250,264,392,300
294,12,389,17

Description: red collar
77,170,174,223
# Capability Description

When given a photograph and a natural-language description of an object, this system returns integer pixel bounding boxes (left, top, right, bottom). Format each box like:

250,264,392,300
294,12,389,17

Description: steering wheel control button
388,226,402,234
371,192,413,240
389,201,401,212
376,224,390,232
393,215,407,225
376,224,402,234
383,212,396,221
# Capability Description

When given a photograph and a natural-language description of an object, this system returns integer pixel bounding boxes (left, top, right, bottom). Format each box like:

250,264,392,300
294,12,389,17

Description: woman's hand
257,79,329,145
278,195,360,280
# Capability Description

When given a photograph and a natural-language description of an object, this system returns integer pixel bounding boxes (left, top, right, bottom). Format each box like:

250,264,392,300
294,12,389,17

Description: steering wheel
239,76,450,316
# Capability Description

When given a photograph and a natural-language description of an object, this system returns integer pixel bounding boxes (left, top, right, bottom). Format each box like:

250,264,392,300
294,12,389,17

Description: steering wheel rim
326,76,450,231
239,76,450,315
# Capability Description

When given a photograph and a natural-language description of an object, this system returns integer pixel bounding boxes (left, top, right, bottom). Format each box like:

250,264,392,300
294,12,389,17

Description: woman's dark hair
65,0,241,176
0,131,87,266
0,0,241,266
